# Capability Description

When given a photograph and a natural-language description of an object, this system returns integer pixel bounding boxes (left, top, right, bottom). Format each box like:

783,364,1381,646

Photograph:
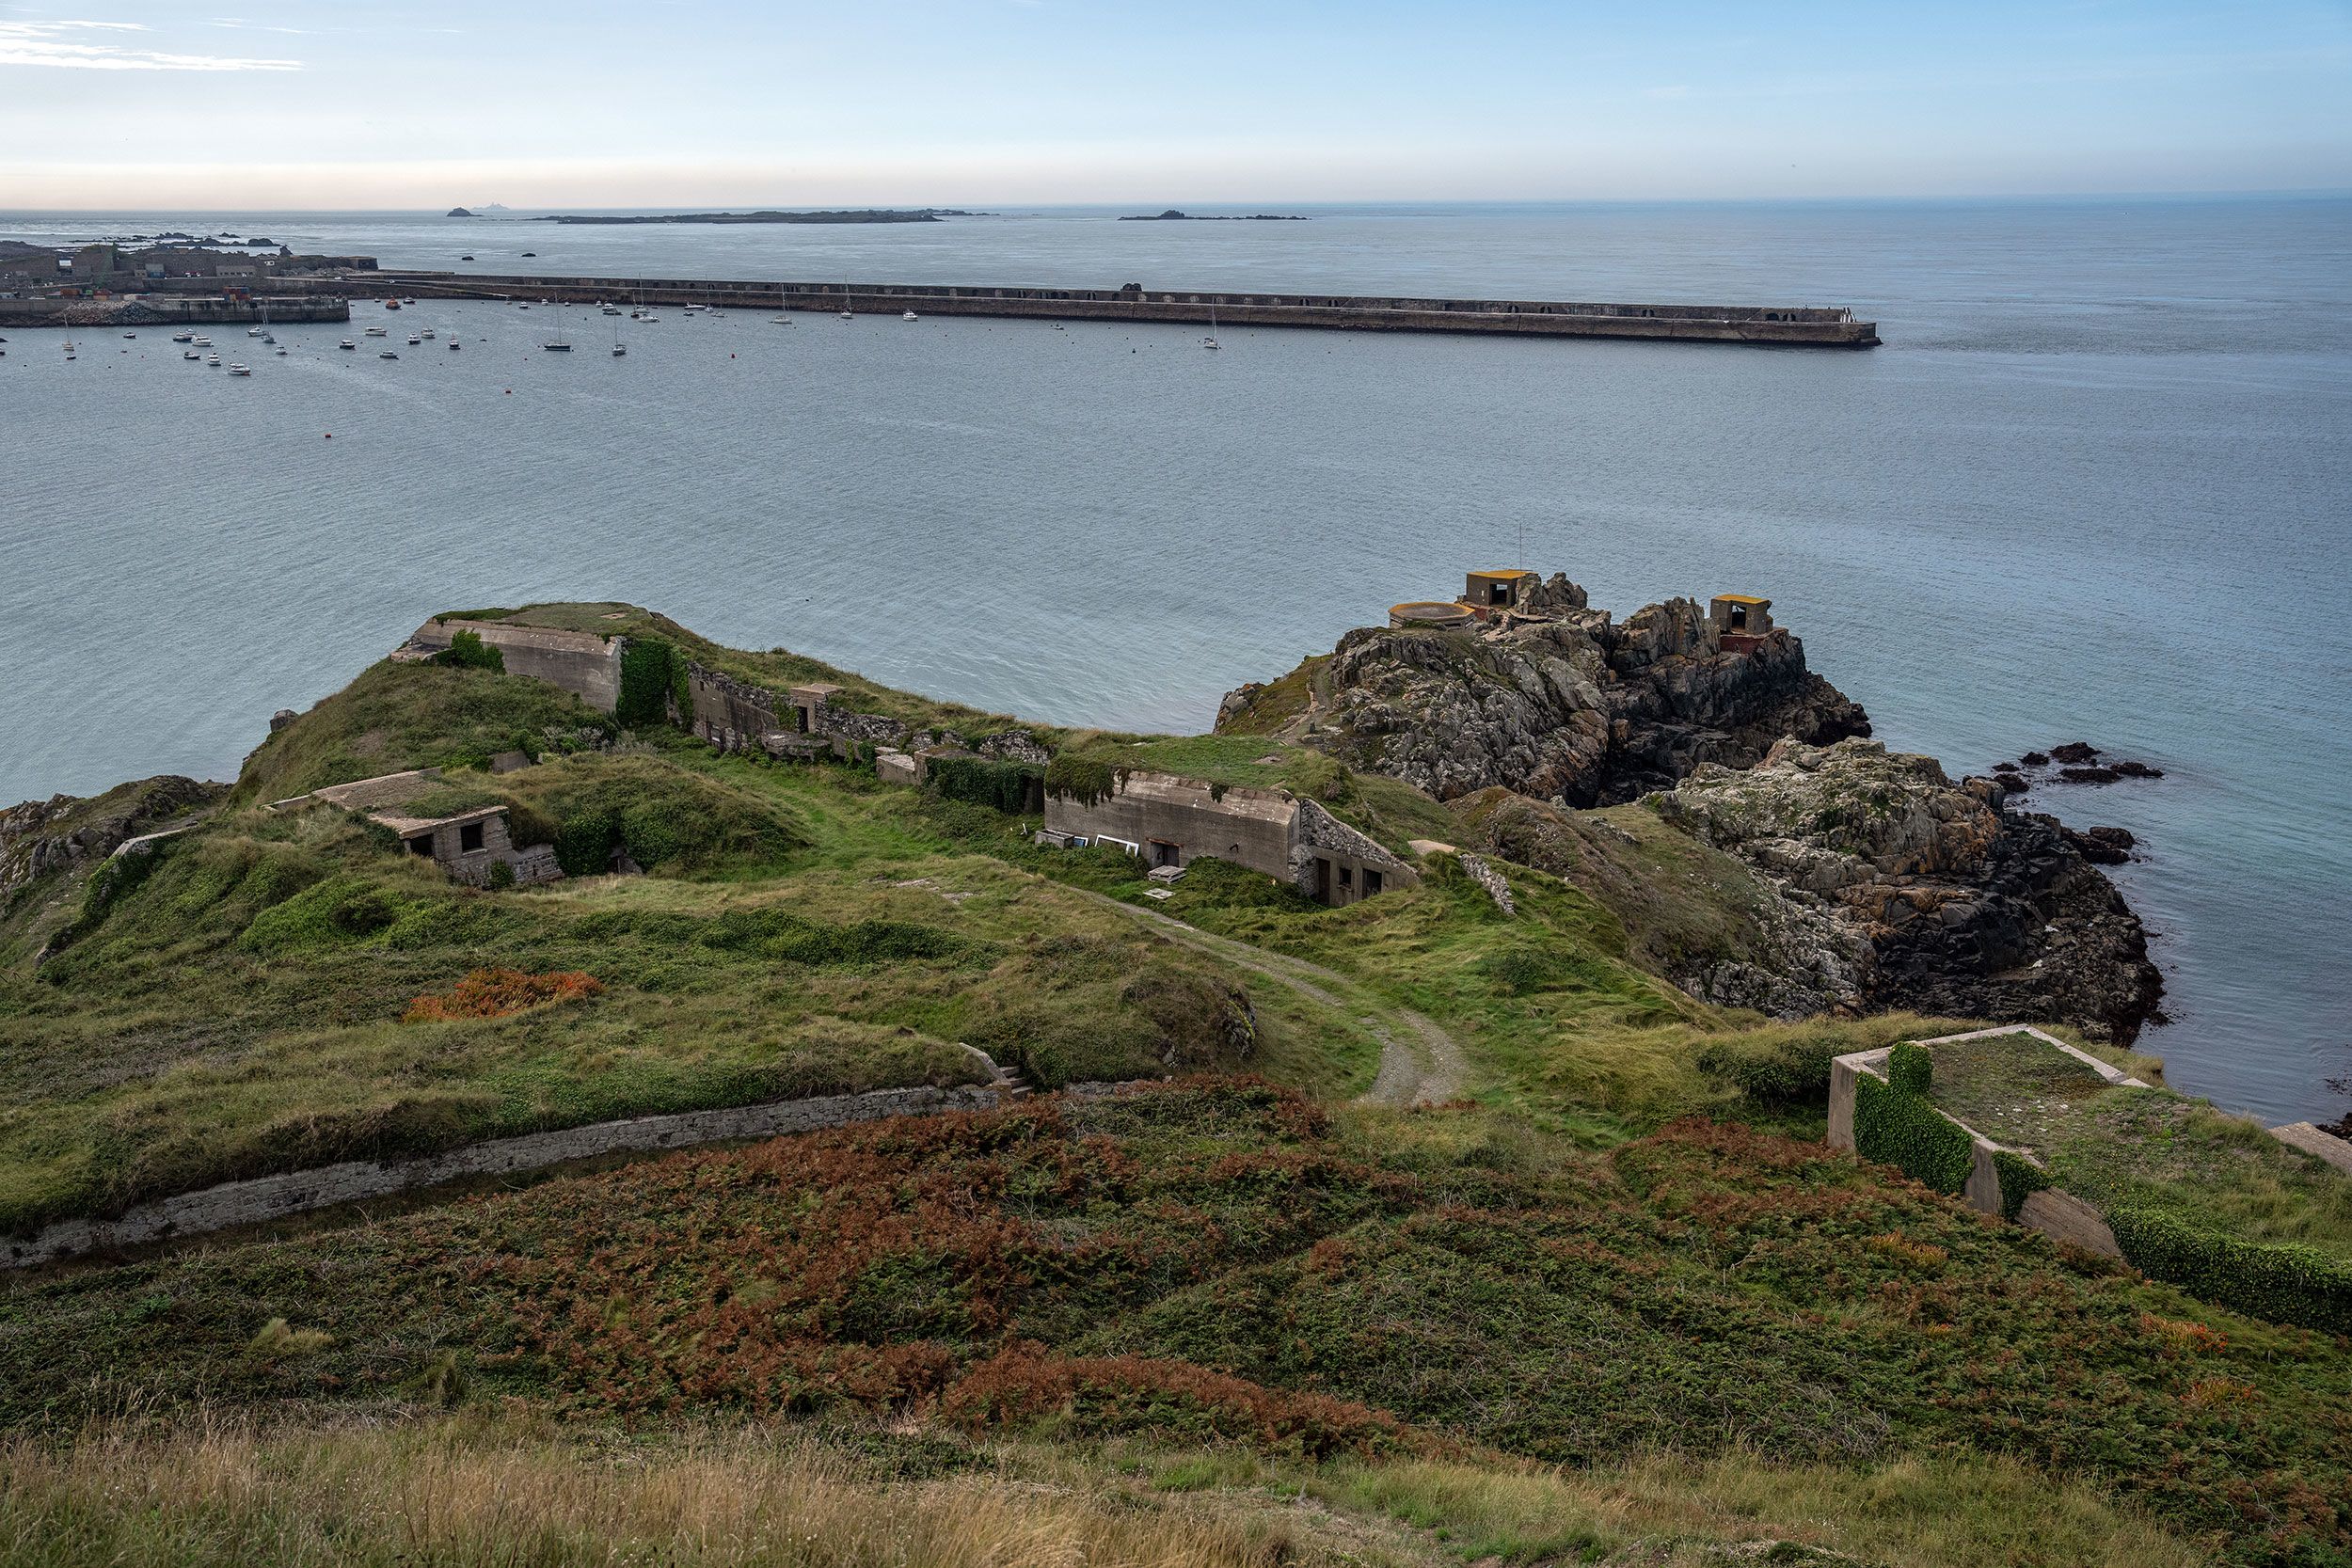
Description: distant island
446,207,474,217
1119,210,1307,221
535,209,978,226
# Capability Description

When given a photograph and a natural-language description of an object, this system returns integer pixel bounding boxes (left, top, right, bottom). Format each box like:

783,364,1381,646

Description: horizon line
8,187,2352,216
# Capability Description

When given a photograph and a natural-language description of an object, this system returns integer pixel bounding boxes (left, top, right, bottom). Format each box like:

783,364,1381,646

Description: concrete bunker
1462,568,1536,620
309,768,564,887
1037,767,1417,909
1709,594,1775,650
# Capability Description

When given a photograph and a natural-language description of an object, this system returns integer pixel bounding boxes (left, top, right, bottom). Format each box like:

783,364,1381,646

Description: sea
2,198,2346,1125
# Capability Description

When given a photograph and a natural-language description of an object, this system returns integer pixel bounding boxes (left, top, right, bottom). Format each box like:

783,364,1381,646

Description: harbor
362,270,1881,346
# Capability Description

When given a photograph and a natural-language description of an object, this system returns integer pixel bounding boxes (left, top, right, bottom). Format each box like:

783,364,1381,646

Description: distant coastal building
1461,568,1538,619
1039,768,1417,908
1709,594,1775,651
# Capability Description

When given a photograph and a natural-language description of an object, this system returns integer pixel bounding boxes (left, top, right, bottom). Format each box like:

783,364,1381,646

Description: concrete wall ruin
1043,770,1298,875
407,619,625,712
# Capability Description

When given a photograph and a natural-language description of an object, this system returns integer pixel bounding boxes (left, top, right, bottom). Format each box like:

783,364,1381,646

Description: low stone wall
5,1080,1005,1271
2271,1122,2352,1178
1456,852,1516,915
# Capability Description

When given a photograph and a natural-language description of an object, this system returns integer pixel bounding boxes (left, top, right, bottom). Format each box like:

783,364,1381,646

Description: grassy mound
3,1083,2342,1565
235,660,617,805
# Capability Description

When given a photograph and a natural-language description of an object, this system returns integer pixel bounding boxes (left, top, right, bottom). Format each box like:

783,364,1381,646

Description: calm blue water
3,198,2347,1124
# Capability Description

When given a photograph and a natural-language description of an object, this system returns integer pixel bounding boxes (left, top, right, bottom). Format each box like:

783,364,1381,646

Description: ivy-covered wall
616,638,692,730
927,755,1044,816
1851,1045,1976,1196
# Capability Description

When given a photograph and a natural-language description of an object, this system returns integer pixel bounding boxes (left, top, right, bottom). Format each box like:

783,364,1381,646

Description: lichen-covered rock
1652,738,2164,1042
1220,578,1867,805
0,776,223,910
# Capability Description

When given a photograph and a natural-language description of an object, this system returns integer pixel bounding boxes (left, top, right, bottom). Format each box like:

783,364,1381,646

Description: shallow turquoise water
3,198,2347,1123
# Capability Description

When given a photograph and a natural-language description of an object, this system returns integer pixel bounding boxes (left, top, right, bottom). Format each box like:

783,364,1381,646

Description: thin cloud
209,17,310,35
0,18,301,70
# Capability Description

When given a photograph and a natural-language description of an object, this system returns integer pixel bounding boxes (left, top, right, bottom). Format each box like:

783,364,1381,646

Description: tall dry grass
0,1415,1312,1568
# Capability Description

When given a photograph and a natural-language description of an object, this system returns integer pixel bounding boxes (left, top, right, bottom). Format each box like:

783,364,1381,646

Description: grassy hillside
8,602,2350,1568
0,656,1381,1238
4,1082,2341,1565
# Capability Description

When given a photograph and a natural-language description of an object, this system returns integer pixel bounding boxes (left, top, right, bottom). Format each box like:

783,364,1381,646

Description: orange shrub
402,967,603,1023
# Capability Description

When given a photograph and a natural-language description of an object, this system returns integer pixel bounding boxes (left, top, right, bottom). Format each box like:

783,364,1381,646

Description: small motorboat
612,343,626,356
902,310,918,321
228,363,251,376
384,299,400,310
123,331,137,339
379,350,399,359
184,349,200,360
339,340,357,350
421,328,436,340
192,336,213,347
365,325,389,337
601,306,622,316
274,347,287,356
516,303,531,310
406,335,421,345
448,340,461,351
247,325,262,337
403,297,418,306
460,254,475,261
171,330,194,342
520,251,535,258
205,353,220,366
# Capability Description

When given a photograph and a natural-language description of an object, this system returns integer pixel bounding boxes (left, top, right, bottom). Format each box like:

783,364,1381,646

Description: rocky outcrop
1650,739,2163,1042
1460,787,1871,1020
0,776,223,910
1218,576,1867,806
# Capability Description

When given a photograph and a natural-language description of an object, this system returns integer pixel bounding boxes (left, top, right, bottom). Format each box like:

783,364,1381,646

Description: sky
1,0,2348,208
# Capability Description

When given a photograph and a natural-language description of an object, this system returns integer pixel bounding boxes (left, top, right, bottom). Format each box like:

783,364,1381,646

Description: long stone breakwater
362,270,1881,347
0,293,351,329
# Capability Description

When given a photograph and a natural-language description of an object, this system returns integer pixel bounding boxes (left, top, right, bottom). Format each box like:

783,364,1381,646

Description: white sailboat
1202,300,1220,350
772,282,793,325
840,280,853,320
544,301,572,351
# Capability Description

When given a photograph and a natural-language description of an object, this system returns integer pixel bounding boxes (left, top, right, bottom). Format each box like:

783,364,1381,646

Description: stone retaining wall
5,1080,1007,1271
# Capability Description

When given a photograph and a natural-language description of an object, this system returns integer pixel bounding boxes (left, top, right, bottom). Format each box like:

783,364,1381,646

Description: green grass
1455,791,1810,986
232,659,618,805
1924,1031,2352,1262
1,1083,2340,1565
0,734,1370,1237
